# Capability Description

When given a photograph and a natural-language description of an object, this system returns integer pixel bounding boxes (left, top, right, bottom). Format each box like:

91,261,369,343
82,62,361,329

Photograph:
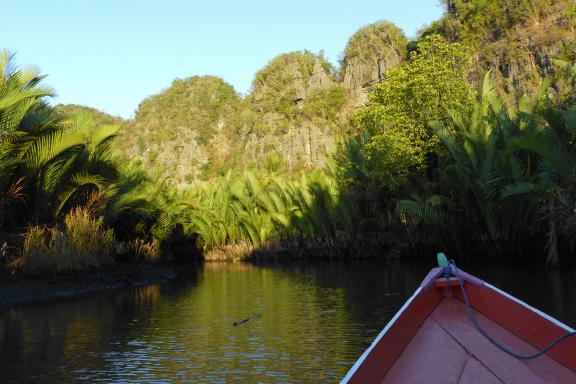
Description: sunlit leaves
183,170,353,251
357,35,474,183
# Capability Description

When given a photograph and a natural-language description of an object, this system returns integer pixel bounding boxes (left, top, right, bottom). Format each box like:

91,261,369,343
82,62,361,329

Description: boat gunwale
339,286,423,384
484,282,575,333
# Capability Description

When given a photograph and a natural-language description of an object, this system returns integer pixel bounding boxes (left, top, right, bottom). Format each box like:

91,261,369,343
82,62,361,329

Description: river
1,260,575,383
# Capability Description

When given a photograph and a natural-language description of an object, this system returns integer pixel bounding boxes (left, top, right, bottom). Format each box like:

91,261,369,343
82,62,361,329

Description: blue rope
446,260,576,360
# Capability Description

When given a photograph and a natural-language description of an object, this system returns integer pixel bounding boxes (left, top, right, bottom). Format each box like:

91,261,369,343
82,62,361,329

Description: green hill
54,104,125,128
241,50,350,174
117,76,243,185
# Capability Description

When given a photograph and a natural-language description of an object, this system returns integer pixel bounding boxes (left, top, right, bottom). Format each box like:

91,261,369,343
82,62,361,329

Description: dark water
0,260,575,383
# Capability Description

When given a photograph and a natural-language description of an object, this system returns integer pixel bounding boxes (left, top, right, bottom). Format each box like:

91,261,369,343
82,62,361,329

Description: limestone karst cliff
85,1,576,187
113,23,406,186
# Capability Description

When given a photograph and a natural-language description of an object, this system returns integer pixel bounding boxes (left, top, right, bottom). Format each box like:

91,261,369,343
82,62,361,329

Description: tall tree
356,34,474,187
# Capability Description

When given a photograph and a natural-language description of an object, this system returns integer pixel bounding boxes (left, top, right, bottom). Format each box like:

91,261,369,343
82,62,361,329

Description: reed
129,237,162,264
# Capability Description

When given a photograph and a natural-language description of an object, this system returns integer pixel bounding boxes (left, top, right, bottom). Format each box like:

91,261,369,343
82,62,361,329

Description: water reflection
0,260,574,383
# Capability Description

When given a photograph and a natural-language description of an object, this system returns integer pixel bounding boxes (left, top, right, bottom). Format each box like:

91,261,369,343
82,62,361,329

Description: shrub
16,207,116,273
129,237,161,264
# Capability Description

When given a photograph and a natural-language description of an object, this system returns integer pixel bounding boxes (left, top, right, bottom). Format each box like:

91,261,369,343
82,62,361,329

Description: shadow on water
0,259,574,383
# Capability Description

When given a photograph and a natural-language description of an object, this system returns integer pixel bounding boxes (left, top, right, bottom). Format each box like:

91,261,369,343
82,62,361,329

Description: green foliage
249,50,340,127
0,51,72,224
302,86,347,123
264,152,284,174
0,52,195,269
2,4,575,266
117,52,345,184
423,75,531,256
395,67,576,263
102,163,171,241
183,169,354,255
9,113,119,222
252,50,333,96
357,35,474,181
420,0,574,103
363,129,418,189
552,57,576,106
118,76,243,185
566,3,576,28
131,75,240,144
0,50,123,225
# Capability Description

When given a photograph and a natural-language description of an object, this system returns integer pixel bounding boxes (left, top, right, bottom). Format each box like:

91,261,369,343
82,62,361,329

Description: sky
2,1,444,118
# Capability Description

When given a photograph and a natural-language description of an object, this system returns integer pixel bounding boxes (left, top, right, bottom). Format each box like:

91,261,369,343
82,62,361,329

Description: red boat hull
341,269,576,383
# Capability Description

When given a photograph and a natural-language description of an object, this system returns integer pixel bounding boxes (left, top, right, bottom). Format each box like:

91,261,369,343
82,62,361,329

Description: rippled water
1,260,575,383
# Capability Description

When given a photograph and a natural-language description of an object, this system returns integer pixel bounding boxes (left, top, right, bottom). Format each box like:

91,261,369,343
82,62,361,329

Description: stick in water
233,314,262,326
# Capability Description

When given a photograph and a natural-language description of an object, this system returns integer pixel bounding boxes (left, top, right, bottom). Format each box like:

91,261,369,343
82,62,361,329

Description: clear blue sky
2,1,444,118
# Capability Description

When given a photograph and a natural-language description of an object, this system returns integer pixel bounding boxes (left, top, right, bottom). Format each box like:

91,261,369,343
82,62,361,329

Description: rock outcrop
239,51,347,174
116,76,241,186
426,0,576,100
340,21,408,105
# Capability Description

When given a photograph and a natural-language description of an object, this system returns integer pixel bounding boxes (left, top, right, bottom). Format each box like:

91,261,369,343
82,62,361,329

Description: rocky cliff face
243,123,336,172
426,0,576,100
341,21,407,89
115,4,574,186
112,21,409,186
340,21,408,106
115,21,411,186
232,24,410,177
116,76,242,186
113,52,351,186
241,51,345,174
478,20,575,99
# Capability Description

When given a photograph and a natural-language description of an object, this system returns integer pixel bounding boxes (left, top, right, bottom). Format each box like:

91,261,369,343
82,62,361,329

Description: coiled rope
446,260,576,360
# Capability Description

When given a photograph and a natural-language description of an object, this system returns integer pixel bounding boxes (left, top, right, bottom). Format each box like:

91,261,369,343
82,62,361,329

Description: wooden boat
341,260,576,384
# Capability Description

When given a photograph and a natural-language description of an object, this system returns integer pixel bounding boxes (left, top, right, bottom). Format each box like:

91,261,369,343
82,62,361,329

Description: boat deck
382,298,576,384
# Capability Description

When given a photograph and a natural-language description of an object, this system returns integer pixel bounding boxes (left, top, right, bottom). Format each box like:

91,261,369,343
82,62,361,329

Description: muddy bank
0,263,182,309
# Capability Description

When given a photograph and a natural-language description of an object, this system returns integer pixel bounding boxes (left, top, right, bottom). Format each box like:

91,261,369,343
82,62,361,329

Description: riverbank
0,263,182,309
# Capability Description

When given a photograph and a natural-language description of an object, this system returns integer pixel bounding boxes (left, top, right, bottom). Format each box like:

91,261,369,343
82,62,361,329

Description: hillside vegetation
53,104,125,128
0,50,195,273
115,51,355,186
340,21,408,91
241,51,350,177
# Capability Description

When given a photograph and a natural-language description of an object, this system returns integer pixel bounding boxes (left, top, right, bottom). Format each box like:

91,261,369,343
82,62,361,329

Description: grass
129,238,162,264
14,207,116,273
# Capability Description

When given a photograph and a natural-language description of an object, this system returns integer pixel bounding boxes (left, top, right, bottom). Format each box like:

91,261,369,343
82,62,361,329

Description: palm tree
0,50,55,227
0,51,122,226
506,94,576,265
397,73,541,258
